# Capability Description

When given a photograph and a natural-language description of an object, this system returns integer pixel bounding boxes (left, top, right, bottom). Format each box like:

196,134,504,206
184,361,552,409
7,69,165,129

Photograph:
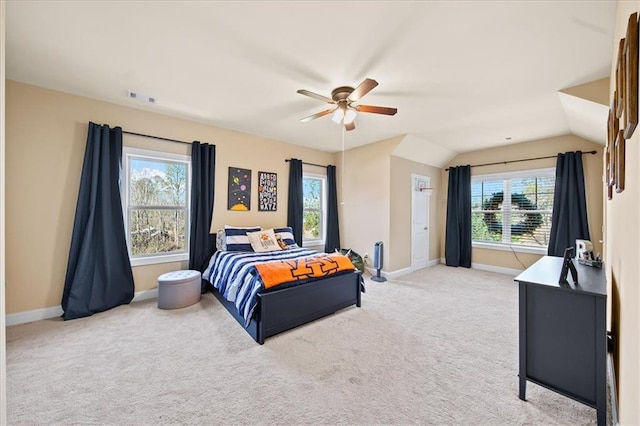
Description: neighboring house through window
122,147,191,266
302,172,326,247
471,168,555,254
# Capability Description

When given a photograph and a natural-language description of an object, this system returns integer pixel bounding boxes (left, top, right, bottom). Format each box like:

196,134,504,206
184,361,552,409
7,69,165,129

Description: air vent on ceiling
127,91,156,104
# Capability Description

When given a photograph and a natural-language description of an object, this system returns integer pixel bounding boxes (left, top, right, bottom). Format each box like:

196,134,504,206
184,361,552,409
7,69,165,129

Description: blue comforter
202,248,319,326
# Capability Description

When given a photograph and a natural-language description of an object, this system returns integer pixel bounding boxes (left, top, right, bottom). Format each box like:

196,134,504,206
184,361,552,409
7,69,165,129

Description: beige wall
607,2,640,423
5,80,333,314
440,135,604,271
389,156,441,271
337,136,400,269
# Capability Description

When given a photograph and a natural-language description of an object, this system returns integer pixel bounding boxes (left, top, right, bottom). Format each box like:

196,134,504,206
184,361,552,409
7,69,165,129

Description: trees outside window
123,148,190,265
303,174,326,245
471,169,555,250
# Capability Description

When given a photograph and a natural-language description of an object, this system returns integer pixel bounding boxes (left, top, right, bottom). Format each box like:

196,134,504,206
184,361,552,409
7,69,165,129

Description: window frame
302,172,327,248
122,147,191,266
471,168,555,255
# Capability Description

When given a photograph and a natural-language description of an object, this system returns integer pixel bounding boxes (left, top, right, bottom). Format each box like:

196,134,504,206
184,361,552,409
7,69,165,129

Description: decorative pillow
275,235,288,250
273,227,299,249
246,229,282,253
216,229,227,251
224,225,261,252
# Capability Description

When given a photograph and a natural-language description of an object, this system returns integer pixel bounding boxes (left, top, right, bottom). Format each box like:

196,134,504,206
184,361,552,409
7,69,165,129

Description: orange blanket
254,252,356,289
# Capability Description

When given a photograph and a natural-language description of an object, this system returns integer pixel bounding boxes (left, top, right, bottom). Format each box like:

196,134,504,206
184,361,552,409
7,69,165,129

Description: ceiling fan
297,78,398,131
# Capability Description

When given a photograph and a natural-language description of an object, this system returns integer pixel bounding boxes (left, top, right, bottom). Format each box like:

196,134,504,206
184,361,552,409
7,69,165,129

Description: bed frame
210,271,362,344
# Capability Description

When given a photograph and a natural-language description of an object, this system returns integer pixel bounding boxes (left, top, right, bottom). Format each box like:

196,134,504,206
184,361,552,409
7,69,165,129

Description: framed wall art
258,171,277,211
616,38,625,119
228,167,252,211
624,12,638,139
615,130,625,193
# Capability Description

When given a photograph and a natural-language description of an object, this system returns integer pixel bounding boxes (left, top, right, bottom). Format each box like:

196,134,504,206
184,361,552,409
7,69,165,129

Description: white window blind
471,169,555,249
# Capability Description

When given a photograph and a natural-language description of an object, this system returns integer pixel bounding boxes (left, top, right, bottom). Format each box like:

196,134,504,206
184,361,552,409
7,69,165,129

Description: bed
202,226,363,344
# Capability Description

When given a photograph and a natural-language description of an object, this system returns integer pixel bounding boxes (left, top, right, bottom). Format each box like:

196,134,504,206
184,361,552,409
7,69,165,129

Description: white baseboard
366,260,440,281
426,258,440,268
6,288,159,326
439,257,523,276
5,305,64,326
471,263,523,276
132,288,158,302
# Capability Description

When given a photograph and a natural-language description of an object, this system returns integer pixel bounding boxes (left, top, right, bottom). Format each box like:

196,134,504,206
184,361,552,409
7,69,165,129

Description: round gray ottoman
157,270,201,309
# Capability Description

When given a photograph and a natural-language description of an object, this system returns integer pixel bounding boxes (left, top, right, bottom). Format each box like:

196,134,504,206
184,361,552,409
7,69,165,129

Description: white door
411,174,430,270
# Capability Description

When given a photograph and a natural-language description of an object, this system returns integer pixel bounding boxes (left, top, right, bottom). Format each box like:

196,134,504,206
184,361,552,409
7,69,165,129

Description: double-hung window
471,168,555,253
122,147,191,266
302,173,326,247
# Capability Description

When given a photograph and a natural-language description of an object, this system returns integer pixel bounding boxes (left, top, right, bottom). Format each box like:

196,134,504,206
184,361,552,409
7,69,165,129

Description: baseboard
426,258,440,268
471,263,523,276
365,260,440,280
6,288,159,326
132,288,158,302
365,266,413,280
439,257,523,276
5,305,63,326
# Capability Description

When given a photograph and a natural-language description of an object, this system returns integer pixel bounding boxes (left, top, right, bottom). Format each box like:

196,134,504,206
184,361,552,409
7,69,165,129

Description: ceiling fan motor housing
331,86,355,102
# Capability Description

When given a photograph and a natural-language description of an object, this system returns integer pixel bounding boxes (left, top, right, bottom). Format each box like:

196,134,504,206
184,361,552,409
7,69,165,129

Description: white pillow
246,229,282,253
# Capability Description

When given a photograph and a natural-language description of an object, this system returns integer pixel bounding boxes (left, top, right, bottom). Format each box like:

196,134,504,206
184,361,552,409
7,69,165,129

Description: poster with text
258,171,277,211
228,167,251,211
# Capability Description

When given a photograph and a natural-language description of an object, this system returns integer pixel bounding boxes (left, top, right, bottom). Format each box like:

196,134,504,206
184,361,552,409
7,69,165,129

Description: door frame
411,173,430,271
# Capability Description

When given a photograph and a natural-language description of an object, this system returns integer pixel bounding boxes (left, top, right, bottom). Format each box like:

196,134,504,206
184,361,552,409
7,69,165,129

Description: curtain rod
445,150,598,171
285,158,327,168
122,130,191,146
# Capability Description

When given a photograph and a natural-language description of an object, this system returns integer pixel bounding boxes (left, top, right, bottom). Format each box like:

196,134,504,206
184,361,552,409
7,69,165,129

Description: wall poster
228,167,251,211
258,171,277,211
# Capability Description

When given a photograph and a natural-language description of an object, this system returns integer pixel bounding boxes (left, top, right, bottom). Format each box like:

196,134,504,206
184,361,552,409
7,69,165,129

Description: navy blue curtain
188,142,216,293
548,151,590,257
445,165,472,268
324,165,341,253
287,159,304,246
62,122,134,320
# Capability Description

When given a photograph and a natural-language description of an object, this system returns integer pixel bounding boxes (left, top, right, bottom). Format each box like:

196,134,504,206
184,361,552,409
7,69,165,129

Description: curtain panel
62,122,134,320
445,165,472,268
188,142,216,293
324,165,341,253
548,151,590,257
287,159,304,246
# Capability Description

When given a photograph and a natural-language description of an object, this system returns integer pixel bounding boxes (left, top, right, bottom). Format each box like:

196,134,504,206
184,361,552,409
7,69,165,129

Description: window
471,168,555,253
303,173,326,246
122,147,191,266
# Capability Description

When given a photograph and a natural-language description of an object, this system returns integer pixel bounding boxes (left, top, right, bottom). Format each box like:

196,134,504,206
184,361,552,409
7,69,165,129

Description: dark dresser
514,255,607,426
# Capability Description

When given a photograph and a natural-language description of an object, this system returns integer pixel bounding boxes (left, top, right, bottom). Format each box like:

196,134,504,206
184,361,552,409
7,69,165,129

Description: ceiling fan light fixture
331,108,344,123
343,107,357,124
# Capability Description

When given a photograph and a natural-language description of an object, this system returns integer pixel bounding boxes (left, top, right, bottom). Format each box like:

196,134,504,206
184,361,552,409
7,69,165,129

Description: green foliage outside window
303,177,322,241
129,159,188,256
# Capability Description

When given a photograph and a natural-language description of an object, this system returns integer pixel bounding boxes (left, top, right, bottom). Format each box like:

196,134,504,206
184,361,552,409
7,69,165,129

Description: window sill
472,242,547,255
130,253,189,267
303,240,325,251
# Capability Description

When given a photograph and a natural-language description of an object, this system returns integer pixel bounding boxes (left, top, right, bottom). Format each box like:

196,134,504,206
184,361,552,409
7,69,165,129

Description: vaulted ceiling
6,1,615,165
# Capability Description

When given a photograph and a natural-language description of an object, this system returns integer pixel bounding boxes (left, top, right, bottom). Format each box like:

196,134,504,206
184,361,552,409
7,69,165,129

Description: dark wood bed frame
210,271,362,344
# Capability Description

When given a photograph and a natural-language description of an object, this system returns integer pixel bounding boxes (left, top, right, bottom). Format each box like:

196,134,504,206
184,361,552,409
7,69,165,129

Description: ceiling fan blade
300,108,336,123
355,105,398,115
348,78,378,102
296,89,334,104
345,122,356,131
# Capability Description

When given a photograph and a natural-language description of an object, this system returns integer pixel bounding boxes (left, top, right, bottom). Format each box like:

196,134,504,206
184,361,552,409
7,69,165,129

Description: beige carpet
6,265,599,425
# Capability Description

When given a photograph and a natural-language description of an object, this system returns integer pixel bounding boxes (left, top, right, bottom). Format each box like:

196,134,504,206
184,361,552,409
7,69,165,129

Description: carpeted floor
6,265,600,425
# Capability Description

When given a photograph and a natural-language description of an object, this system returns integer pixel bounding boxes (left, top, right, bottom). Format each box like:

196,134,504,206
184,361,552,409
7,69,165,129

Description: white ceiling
6,1,616,157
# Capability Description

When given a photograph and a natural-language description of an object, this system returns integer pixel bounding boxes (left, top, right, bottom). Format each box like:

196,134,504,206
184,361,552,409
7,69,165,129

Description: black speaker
371,241,386,282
